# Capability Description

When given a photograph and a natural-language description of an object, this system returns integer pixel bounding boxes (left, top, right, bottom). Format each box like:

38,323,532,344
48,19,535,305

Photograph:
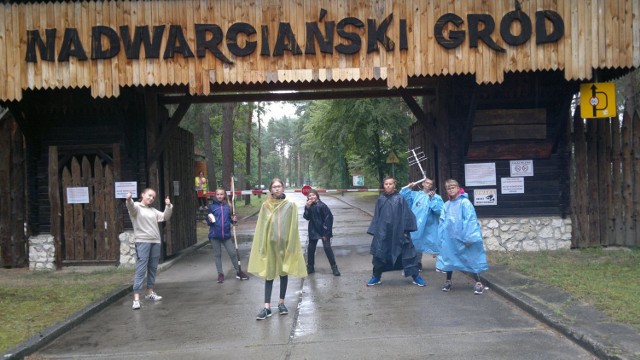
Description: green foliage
489,248,640,329
302,98,413,188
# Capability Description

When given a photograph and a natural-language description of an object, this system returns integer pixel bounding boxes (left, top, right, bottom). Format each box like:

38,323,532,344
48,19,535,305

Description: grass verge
0,267,134,354
489,247,640,330
232,194,265,218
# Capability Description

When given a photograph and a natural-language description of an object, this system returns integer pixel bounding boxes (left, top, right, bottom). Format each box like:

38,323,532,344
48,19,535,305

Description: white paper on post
66,187,90,204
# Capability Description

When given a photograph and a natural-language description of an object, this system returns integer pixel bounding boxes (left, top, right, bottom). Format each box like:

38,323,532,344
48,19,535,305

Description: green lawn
0,267,134,354
489,247,640,329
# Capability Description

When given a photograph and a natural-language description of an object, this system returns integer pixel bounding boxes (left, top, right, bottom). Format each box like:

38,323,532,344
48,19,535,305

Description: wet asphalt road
34,193,594,359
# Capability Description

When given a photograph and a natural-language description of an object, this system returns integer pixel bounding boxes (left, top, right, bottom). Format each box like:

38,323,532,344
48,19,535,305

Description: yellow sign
386,151,400,164
580,82,617,119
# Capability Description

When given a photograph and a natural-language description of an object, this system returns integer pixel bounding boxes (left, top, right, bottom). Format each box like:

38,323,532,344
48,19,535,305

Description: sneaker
236,270,249,280
474,282,485,295
144,292,163,301
132,300,141,310
412,276,426,287
217,273,224,283
442,280,452,292
278,303,288,315
366,276,381,286
256,307,272,320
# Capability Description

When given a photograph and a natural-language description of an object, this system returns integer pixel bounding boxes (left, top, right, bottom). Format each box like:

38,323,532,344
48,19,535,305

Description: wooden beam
158,87,432,104
148,97,192,165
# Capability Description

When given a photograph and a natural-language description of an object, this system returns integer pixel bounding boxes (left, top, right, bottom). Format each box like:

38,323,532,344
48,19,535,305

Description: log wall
0,0,638,100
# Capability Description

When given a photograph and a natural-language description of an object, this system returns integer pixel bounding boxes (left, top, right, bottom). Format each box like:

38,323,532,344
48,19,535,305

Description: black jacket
303,200,333,239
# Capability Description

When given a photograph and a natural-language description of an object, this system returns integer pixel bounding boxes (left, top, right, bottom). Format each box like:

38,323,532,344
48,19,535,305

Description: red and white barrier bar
199,188,382,197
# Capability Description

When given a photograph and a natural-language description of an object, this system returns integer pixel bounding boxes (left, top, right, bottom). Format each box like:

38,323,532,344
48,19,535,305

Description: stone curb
481,268,639,360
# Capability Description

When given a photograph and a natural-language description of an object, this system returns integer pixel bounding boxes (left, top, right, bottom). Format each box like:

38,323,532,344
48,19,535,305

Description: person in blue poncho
366,176,426,287
436,179,488,295
400,177,444,272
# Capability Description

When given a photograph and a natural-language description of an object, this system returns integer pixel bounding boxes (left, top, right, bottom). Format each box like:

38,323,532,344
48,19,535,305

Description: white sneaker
145,291,163,301
132,300,141,310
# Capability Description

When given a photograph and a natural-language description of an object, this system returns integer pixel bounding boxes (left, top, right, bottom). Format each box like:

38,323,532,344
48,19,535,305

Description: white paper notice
66,187,89,204
474,189,498,206
115,182,138,198
501,177,525,194
510,160,534,177
464,163,496,186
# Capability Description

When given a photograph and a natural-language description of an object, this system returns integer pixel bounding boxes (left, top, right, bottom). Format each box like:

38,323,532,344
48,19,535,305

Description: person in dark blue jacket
366,177,426,287
303,189,340,276
207,188,249,283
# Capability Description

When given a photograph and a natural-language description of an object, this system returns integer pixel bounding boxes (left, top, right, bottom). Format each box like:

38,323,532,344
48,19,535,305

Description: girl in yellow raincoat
248,178,307,320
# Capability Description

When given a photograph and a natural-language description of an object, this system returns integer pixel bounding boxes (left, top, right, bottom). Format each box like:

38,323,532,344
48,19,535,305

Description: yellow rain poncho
247,196,307,280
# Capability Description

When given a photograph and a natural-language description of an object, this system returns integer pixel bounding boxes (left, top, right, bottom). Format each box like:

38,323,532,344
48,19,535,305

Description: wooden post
572,107,588,247
48,146,63,269
0,117,12,267
621,109,635,246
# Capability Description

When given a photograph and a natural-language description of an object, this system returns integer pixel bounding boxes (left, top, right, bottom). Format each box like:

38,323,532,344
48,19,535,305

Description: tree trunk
245,109,252,205
222,103,235,190
202,111,216,189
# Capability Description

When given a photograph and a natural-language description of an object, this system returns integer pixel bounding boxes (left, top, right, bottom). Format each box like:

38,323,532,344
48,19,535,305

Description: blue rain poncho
400,188,444,254
247,196,307,279
436,192,488,273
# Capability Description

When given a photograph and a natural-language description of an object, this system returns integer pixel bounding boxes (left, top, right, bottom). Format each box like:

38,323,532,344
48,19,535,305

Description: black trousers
307,238,337,267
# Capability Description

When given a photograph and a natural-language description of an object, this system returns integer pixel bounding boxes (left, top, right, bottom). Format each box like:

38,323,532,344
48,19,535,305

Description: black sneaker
236,270,249,280
442,280,452,292
256,307,272,320
278,303,288,315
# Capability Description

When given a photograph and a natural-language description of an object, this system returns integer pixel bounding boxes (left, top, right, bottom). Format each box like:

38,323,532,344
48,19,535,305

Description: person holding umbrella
247,178,307,320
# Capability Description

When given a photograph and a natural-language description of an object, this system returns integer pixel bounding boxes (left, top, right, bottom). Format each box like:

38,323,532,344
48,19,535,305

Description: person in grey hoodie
125,188,172,310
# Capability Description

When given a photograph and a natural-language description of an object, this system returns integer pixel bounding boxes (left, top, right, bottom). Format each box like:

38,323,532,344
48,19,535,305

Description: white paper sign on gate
501,177,525,194
66,187,89,204
510,160,534,177
464,163,496,186
115,182,138,198
473,189,498,206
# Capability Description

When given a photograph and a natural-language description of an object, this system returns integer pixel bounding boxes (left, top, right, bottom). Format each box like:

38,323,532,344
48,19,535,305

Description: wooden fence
0,114,27,268
571,105,640,247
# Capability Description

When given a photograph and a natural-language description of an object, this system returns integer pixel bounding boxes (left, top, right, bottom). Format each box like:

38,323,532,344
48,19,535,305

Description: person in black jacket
303,189,340,276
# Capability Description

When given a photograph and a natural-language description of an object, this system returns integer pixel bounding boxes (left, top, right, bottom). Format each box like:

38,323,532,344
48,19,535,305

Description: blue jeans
133,242,161,294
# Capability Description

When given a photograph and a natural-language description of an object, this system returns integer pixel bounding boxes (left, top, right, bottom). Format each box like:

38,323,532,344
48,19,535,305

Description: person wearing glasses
247,178,307,320
436,179,488,295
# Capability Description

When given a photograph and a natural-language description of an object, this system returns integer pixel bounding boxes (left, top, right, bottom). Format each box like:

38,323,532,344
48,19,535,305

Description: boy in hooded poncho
366,177,426,287
436,179,488,295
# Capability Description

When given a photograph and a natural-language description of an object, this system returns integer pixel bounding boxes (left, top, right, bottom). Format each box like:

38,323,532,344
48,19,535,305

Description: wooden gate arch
50,145,121,265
